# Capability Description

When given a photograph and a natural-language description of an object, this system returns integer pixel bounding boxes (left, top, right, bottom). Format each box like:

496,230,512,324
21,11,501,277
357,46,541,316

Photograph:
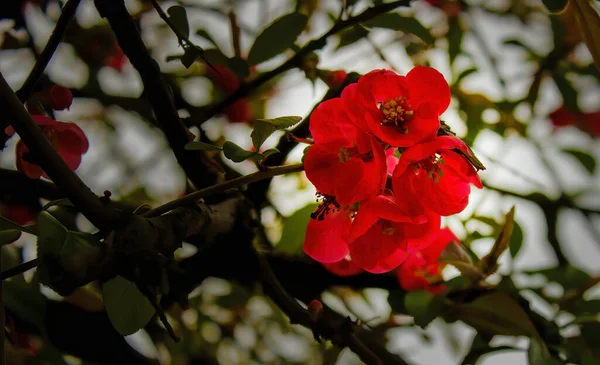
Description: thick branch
15,0,81,103
0,73,122,231
94,0,220,189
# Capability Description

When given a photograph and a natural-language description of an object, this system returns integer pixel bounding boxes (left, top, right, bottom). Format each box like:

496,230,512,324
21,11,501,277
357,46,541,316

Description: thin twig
0,248,5,365
252,245,383,365
144,163,304,217
15,0,82,103
0,73,121,231
189,0,411,126
0,259,39,281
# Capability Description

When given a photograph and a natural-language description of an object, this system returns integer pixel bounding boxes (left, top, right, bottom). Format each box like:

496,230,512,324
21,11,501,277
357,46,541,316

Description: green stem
145,163,305,217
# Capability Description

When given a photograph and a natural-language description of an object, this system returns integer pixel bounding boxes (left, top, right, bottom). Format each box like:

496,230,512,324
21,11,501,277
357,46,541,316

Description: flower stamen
380,97,414,133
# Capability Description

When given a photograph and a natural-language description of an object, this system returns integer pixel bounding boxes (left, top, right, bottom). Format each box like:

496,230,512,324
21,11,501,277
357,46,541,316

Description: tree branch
94,0,221,189
15,0,82,103
188,0,412,126
0,73,122,231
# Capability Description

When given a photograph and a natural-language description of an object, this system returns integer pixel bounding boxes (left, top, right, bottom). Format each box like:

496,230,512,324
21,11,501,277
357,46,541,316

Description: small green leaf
251,121,278,151
541,0,568,13
167,5,190,39
0,229,21,246
276,203,318,254
247,12,308,65
256,116,303,129
222,141,260,163
455,67,477,84
364,13,434,44
184,141,222,151
196,29,219,49
102,276,155,336
563,149,596,174
404,290,444,328
447,16,463,65
479,206,515,275
528,336,564,365
454,292,537,336
262,148,280,159
553,72,579,112
180,46,206,68
508,220,524,258
336,26,369,50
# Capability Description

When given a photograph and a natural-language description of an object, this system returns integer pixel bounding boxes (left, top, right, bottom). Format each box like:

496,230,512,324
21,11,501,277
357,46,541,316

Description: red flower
396,228,459,293
6,115,89,179
322,256,363,277
319,69,347,89
392,136,482,216
304,98,387,206
47,85,73,110
347,194,439,273
340,66,450,147
105,44,127,72
549,106,600,138
0,204,36,225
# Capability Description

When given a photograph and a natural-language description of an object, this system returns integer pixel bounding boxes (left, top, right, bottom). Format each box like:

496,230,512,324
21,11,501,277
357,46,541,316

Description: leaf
336,25,369,50
167,5,190,39
541,0,568,12
102,276,155,336
509,221,524,258
404,290,445,328
3,279,47,331
227,56,250,79
479,206,515,275
454,292,537,336
528,336,564,365
563,149,596,174
364,13,434,44
0,229,21,246
222,141,260,163
180,46,206,68
184,141,222,151
196,29,219,48
455,67,477,84
0,215,35,234
552,71,579,112
247,12,308,65
447,16,463,65
251,116,302,150
276,203,318,254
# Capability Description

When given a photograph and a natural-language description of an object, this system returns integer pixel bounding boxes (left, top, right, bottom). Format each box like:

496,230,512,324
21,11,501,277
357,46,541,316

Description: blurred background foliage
1,0,600,364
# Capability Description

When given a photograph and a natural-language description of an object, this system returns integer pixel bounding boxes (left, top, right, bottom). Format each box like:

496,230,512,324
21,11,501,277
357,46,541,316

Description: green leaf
102,276,155,336
509,221,524,258
455,67,477,84
336,25,369,50
196,29,219,49
528,336,564,365
0,215,35,235
251,116,302,150
276,203,318,254
180,46,206,68
479,206,515,275
184,141,222,151
404,290,444,328
222,141,260,163
541,0,568,13
167,5,190,39
247,12,308,65
552,71,579,112
364,13,434,44
0,229,21,246
563,149,596,174
454,292,537,336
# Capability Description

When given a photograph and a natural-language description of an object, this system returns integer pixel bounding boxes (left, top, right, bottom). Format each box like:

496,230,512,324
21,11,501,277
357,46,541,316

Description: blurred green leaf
541,0,568,13
248,12,308,65
276,203,318,254
185,141,222,151
0,215,34,234
461,333,516,365
563,149,596,174
454,292,537,336
336,25,369,50
180,45,206,68
553,71,579,112
448,16,463,65
222,141,260,163
364,12,434,44
529,336,564,365
509,221,524,258
0,229,21,246
167,5,190,39
455,67,477,84
479,206,515,275
102,276,155,336
405,290,445,328
196,29,219,48
571,0,600,73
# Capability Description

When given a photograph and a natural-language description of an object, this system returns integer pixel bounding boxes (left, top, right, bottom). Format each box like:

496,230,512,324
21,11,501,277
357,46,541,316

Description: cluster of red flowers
302,67,482,292
549,105,600,138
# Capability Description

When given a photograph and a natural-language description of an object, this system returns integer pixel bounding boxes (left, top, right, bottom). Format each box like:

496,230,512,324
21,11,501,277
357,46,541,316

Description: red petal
405,66,450,115
419,228,459,263
340,83,374,133
31,115,57,127
309,98,358,145
15,141,42,179
53,122,89,155
357,69,409,104
322,256,363,277
394,136,467,175
303,210,351,263
349,222,408,273
386,148,399,175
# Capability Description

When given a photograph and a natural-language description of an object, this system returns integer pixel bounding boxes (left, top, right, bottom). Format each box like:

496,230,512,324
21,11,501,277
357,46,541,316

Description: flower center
412,153,444,183
311,193,342,221
338,145,374,164
380,97,414,133
379,219,396,236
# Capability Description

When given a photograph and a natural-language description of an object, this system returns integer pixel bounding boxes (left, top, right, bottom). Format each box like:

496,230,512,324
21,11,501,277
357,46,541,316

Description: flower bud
47,85,73,110
317,69,347,89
